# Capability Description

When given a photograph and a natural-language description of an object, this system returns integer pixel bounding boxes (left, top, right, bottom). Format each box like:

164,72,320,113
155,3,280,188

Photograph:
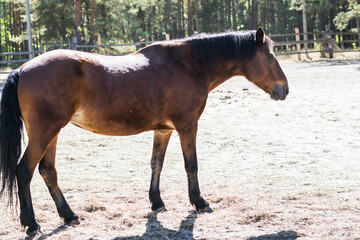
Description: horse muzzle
270,84,289,101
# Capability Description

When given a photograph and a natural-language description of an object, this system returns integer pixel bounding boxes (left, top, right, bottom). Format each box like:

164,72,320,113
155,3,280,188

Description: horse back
17,48,208,136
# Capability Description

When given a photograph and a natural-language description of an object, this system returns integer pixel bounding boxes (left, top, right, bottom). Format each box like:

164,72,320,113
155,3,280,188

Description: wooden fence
1,31,359,65
269,30,360,59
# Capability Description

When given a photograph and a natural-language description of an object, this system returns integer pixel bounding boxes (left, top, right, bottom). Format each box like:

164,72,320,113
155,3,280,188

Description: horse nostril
271,90,279,100
271,84,288,101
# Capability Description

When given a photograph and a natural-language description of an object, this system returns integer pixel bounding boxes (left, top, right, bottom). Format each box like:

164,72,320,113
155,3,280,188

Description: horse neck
204,59,244,92
165,42,245,93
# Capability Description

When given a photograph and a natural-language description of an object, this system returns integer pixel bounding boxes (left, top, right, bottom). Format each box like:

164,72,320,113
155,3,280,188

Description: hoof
194,198,212,213
196,205,213,213
26,223,41,237
26,229,38,237
154,205,167,212
151,200,165,212
65,215,80,225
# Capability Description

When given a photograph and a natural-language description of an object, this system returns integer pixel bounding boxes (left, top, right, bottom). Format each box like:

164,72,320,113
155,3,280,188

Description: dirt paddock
0,57,360,239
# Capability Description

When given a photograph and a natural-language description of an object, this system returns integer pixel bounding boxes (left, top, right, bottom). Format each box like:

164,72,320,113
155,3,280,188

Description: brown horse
0,28,288,236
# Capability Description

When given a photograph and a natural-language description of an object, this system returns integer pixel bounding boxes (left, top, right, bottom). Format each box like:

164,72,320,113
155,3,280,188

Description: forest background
0,0,359,55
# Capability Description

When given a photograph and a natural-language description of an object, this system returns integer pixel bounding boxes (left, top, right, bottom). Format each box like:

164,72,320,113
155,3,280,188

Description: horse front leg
149,130,173,211
178,125,213,213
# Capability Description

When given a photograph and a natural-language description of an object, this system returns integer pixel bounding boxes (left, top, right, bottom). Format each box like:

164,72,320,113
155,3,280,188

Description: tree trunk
0,10,2,59
194,0,199,32
84,0,90,41
13,4,17,37
89,0,96,45
220,0,225,31
261,0,266,30
246,0,250,29
187,0,192,36
74,0,82,44
177,0,182,37
302,0,311,59
3,2,9,53
253,0,258,29
147,5,156,41
17,4,22,52
227,0,231,29
13,3,20,52
181,0,185,37
356,14,360,47
52,13,67,42
201,0,207,32
231,0,236,30
172,21,177,39
9,2,14,52
269,1,274,32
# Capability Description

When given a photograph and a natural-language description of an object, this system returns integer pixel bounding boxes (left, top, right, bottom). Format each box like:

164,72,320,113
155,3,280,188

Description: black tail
0,69,23,206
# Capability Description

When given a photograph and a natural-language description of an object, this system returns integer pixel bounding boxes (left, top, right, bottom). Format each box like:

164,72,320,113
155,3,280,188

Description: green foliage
334,12,351,30
334,0,360,31
33,0,74,41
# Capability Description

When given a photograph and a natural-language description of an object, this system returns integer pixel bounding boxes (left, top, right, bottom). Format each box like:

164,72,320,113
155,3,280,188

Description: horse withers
0,28,288,236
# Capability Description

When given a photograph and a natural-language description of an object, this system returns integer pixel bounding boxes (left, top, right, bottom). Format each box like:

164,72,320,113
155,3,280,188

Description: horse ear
256,28,265,45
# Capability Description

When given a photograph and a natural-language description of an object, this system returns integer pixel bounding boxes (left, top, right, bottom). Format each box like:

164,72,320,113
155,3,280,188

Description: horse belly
70,111,155,136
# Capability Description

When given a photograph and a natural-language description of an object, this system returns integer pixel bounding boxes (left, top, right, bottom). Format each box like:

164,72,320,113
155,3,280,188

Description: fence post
25,0,33,59
327,35,333,59
72,36,77,50
135,42,141,51
325,25,333,59
295,28,301,60
97,34,102,53
357,14,360,47
302,0,312,60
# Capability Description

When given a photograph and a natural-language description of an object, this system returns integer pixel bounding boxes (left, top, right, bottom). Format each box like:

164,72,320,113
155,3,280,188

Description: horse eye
268,55,274,62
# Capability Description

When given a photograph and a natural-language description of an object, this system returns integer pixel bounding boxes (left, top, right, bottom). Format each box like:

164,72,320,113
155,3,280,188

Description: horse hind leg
16,134,59,236
16,147,41,236
149,130,172,211
16,117,72,236
38,136,79,225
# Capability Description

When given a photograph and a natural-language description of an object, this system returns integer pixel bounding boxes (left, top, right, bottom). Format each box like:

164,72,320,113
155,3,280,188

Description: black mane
187,31,267,65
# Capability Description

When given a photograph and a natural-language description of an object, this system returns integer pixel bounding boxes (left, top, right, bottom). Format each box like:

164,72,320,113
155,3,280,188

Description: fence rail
1,31,359,65
269,30,359,58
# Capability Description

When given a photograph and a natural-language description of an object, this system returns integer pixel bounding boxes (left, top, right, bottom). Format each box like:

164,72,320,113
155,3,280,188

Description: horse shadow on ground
247,230,299,240
24,212,299,240
112,212,299,240
23,224,68,240
26,211,199,240
113,211,203,240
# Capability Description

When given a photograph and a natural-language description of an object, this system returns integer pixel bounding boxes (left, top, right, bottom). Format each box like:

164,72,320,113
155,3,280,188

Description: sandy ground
0,57,360,240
